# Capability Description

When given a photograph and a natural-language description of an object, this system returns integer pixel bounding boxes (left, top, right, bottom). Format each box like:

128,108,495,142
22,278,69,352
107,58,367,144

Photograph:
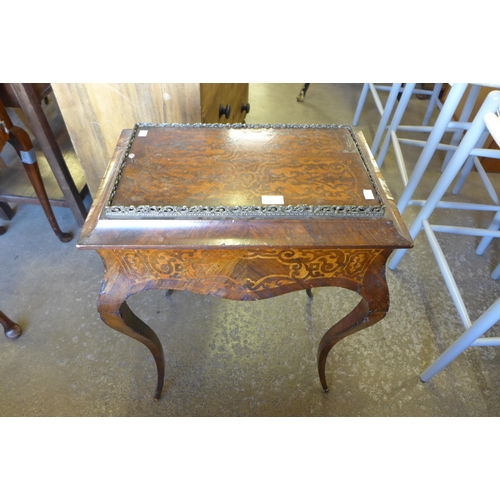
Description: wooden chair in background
0,83,88,228
0,97,72,241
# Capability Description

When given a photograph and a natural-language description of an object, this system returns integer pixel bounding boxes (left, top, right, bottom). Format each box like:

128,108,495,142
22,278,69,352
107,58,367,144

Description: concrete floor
2,83,500,416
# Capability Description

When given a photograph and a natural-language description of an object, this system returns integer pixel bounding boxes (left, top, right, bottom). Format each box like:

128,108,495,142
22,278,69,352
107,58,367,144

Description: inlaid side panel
101,248,385,300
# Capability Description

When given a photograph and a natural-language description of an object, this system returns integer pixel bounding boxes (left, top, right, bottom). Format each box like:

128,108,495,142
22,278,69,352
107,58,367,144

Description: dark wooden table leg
10,84,88,227
0,201,13,233
8,125,72,242
0,311,22,339
0,201,15,221
317,249,391,392
97,256,165,401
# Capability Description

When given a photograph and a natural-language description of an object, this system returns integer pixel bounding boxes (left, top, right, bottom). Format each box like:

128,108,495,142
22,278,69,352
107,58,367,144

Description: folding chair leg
396,84,469,214
371,83,403,155
420,296,500,382
376,84,416,167
476,208,500,256
352,83,370,126
422,84,443,126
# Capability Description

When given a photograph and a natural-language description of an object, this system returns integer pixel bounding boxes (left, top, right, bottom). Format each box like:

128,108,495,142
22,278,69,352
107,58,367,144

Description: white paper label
262,195,284,205
138,130,148,137
363,189,375,200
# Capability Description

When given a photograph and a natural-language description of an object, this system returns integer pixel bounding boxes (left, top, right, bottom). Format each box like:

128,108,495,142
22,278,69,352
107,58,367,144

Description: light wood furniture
52,84,250,197
77,123,412,400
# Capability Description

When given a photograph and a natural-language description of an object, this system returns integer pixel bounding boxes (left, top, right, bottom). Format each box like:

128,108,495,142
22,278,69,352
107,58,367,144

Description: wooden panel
199,83,221,121
52,83,202,196
200,84,249,123
230,83,250,123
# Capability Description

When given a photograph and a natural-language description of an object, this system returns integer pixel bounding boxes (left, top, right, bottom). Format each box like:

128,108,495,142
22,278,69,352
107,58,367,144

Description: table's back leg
0,310,23,339
317,249,391,392
97,263,165,401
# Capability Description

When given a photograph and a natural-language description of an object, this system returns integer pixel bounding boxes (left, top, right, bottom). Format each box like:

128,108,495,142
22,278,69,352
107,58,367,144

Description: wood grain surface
52,83,201,196
110,125,380,209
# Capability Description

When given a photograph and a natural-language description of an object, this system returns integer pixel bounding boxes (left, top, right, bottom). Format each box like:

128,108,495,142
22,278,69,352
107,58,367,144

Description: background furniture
296,84,310,102
52,83,250,197
440,84,500,172
372,83,500,213
353,83,443,155
0,97,72,241
385,91,500,381
0,310,22,339
0,84,88,226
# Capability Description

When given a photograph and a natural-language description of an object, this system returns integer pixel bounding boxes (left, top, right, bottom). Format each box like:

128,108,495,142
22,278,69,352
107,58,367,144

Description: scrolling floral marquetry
78,123,412,400
111,248,384,297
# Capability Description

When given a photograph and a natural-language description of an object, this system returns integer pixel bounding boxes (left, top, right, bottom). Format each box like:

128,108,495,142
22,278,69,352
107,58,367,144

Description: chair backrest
484,111,500,146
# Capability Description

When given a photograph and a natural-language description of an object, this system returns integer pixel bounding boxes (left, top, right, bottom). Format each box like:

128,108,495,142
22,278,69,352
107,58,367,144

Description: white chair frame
376,84,500,212
353,83,443,155
384,91,500,381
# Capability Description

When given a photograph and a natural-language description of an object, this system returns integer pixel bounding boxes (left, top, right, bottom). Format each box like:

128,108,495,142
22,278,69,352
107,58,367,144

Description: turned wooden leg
0,310,22,339
97,260,165,401
1,99,72,242
317,249,391,392
21,159,72,242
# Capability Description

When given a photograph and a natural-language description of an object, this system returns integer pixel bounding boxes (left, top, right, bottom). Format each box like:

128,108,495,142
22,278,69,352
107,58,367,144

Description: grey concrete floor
2,83,500,416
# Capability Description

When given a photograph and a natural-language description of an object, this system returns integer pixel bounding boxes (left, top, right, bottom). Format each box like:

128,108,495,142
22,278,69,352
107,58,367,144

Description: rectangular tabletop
78,124,411,250
107,124,384,218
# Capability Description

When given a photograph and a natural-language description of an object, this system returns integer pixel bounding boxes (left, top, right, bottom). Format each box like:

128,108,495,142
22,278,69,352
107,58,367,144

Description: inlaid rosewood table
77,123,412,400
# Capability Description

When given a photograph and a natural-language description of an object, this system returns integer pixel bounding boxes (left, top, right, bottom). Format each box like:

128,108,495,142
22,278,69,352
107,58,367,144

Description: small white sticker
363,189,375,200
262,195,284,205
138,130,148,137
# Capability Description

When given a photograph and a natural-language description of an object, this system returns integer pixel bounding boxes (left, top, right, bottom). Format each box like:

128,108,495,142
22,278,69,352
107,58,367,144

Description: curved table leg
317,249,391,391
97,272,165,401
0,310,23,339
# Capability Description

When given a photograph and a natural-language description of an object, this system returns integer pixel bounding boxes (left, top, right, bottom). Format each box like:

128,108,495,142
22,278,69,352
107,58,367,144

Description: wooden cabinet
52,83,250,197
200,83,250,124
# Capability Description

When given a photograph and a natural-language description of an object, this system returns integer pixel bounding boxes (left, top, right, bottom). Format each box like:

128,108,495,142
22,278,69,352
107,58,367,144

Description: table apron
97,247,389,301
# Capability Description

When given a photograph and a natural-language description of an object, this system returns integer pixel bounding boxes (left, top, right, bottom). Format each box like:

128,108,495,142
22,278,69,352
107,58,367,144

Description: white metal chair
352,83,443,155
376,83,500,212
384,90,500,381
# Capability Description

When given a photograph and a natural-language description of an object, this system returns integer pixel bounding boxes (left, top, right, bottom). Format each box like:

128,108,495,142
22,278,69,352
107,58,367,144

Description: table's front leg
97,251,165,401
317,249,391,392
